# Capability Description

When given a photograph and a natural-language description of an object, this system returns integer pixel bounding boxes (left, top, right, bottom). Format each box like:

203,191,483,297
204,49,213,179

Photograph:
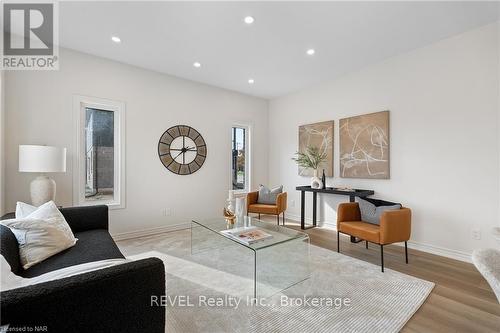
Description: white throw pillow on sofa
15,201,38,219
18,201,77,243
2,201,78,269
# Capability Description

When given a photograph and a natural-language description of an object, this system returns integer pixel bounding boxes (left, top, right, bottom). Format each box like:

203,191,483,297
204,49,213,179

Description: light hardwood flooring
118,216,500,332
262,217,500,333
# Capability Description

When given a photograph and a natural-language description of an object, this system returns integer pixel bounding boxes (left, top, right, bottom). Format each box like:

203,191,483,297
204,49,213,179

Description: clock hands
171,136,197,164
170,146,197,152
173,150,184,161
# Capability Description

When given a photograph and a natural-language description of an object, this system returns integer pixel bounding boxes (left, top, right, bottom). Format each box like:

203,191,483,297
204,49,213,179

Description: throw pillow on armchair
257,185,283,204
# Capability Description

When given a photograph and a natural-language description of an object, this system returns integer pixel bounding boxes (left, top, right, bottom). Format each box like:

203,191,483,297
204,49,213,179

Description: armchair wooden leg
337,231,340,253
282,212,285,226
276,214,279,225
258,213,261,219
405,241,408,264
365,241,368,249
380,245,384,272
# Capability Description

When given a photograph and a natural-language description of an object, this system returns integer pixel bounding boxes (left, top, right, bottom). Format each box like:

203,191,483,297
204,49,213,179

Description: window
85,108,114,200
74,96,125,208
231,125,250,192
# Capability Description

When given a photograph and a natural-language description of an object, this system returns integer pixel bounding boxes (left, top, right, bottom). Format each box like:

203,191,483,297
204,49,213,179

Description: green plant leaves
292,146,327,170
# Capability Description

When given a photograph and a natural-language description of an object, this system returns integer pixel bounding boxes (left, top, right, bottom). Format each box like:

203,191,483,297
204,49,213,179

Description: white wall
268,23,499,260
4,48,268,236
0,71,5,216
495,17,500,248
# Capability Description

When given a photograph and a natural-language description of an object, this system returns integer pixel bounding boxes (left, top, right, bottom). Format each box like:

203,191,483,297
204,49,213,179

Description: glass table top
191,216,309,251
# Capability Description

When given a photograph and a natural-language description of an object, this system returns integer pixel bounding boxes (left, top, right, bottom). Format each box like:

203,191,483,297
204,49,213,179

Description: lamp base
30,176,56,206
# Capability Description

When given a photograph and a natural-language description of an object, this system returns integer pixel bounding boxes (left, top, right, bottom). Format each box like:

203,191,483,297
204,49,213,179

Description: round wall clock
158,125,207,175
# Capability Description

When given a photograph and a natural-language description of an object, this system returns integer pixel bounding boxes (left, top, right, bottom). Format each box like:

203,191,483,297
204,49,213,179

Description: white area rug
125,230,433,333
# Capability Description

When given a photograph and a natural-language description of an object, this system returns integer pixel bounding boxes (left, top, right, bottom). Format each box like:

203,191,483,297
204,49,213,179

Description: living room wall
0,71,5,216
4,48,268,236
268,22,499,260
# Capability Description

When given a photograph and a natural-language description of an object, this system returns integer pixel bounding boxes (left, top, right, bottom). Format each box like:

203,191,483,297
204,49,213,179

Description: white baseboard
403,240,472,263
112,222,191,241
286,216,472,263
286,212,315,225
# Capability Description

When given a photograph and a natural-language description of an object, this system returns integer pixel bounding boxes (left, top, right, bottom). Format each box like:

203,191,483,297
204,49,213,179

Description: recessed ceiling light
244,16,255,24
111,36,121,43
306,49,315,55
193,62,201,68
248,78,255,84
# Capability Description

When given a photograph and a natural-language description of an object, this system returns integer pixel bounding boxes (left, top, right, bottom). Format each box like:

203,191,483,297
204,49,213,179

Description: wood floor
259,216,500,333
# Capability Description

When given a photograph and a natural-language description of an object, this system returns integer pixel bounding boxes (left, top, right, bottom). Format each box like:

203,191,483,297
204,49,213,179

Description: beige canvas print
298,121,334,177
340,111,390,179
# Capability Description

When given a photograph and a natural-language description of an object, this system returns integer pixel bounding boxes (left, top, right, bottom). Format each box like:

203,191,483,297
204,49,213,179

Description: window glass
232,127,246,190
85,108,114,202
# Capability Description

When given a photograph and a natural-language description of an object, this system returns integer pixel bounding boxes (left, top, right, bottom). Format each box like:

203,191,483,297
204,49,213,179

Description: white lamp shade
19,145,67,173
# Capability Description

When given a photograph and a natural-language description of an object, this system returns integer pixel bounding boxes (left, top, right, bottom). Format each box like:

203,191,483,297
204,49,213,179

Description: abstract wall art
339,111,390,179
298,121,334,177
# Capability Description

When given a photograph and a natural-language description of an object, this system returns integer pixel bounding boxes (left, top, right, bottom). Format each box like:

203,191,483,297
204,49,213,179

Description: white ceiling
59,1,499,99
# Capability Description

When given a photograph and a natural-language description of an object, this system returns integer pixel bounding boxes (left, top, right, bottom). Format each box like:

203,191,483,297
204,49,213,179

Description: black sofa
0,205,166,333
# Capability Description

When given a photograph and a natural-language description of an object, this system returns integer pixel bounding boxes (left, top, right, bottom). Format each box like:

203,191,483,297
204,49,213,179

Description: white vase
310,169,323,189
235,197,245,217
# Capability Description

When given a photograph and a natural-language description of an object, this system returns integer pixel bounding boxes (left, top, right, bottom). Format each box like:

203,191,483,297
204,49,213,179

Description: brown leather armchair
247,191,287,225
337,202,411,272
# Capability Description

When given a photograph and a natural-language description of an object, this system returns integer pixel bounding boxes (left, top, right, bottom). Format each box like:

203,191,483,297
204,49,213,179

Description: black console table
295,186,374,230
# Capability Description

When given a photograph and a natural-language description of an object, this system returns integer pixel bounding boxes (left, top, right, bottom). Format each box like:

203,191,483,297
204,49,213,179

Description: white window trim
230,123,252,194
73,95,126,209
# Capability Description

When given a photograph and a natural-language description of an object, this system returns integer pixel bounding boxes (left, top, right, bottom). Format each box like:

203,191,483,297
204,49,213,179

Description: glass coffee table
191,216,310,300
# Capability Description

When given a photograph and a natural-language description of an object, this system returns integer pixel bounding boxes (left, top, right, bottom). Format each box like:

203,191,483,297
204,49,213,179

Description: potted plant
292,146,327,189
